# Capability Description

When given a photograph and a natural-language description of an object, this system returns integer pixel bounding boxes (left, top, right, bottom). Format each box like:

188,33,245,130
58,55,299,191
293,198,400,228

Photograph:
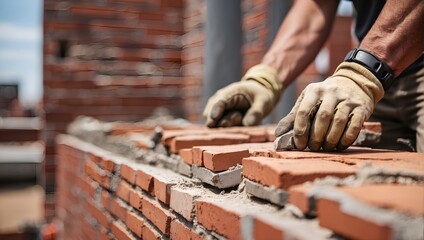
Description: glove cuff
333,62,385,105
241,64,283,103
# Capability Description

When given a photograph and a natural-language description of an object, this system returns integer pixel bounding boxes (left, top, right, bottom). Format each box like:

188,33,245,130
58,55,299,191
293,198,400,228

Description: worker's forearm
261,0,339,87
360,0,424,76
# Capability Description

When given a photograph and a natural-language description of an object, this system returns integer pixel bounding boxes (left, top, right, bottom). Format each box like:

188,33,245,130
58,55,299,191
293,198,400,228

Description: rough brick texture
56,119,424,240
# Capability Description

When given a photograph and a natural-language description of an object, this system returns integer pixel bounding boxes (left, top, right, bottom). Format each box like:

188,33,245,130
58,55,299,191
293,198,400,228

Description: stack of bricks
55,118,424,239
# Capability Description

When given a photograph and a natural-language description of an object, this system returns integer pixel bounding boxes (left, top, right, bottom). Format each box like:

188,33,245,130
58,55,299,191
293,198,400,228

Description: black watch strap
344,48,394,90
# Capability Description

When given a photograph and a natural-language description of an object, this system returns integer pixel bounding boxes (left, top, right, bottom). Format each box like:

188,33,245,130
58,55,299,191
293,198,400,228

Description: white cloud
0,22,41,41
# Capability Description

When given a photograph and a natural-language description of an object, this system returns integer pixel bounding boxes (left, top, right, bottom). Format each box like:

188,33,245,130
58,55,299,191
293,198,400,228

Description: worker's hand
203,64,283,127
275,62,384,151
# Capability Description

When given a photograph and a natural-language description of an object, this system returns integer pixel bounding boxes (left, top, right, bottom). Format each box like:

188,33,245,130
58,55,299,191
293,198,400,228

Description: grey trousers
369,67,424,152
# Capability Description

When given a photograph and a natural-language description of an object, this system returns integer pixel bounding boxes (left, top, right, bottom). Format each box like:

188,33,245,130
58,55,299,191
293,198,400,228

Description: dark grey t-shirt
350,0,423,76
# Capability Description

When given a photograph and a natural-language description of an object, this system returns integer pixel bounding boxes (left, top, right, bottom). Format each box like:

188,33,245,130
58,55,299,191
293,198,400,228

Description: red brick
79,177,99,199
85,160,111,189
103,191,127,222
116,180,131,202
196,199,241,240
179,148,193,165
254,217,283,240
203,148,250,172
99,156,116,173
362,122,381,133
121,163,136,184
126,211,144,238
111,221,135,240
129,188,143,211
192,146,206,166
161,129,209,146
142,222,161,240
87,200,112,228
316,184,424,240
99,225,111,240
170,219,203,240
170,133,250,153
141,196,172,236
82,217,97,239
242,157,356,189
153,177,177,205
288,185,312,214
339,184,424,216
317,197,391,240
135,169,154,194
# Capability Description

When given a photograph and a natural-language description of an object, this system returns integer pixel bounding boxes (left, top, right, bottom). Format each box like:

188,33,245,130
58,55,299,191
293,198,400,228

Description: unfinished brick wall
43,0,355,220
55,118,424,239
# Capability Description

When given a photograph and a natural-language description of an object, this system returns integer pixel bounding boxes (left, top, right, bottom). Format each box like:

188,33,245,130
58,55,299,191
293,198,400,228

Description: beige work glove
203,64,283,127
275,62,384,151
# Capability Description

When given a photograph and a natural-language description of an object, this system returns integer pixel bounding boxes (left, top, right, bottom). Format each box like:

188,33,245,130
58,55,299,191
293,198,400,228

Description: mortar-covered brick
316,185,424,240
153,176,177,205
116,180,132,202
317,196,391,240
126,211,144,238
129,188,143,211
170,219,203,240
135,169,154,194
142,221,162,240
243,157,356,189
87,200,112,229
79,177,99,199
82,217,97,239
136,164,187,205
253,217,283,240
192,143,258,168
103,191,127,222
121,163,136,184
339,184,424,216
111,221,135,240
170,133,250,153
288,185,312,215
85,159,111,189
99,225,110,240
252,213,332,240
170,186,204,221
196,198,241,240
141,196,172,236
203,148,250,172
179,148,193,165
99,156,116,173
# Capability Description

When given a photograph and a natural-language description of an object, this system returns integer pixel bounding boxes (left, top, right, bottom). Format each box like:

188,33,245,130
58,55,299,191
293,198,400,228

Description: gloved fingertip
242,115,258,126
206,119,217,128
274,120,293,137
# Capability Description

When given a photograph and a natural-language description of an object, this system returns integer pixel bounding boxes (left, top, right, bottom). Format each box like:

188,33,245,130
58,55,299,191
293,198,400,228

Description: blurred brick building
42,0,353,219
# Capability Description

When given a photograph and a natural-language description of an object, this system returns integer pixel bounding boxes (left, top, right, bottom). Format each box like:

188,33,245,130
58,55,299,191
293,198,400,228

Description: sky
0,0,43,107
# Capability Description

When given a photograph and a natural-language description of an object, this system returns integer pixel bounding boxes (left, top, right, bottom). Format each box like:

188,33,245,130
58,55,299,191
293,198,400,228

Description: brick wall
43,0,354,220
43,0,186,218
55,119,424,239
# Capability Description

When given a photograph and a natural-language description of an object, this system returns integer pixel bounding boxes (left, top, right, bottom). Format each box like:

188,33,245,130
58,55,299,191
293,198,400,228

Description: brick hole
57,39,69,59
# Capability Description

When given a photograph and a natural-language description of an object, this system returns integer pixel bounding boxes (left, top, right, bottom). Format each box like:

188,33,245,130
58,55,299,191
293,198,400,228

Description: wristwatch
344,48,394,90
